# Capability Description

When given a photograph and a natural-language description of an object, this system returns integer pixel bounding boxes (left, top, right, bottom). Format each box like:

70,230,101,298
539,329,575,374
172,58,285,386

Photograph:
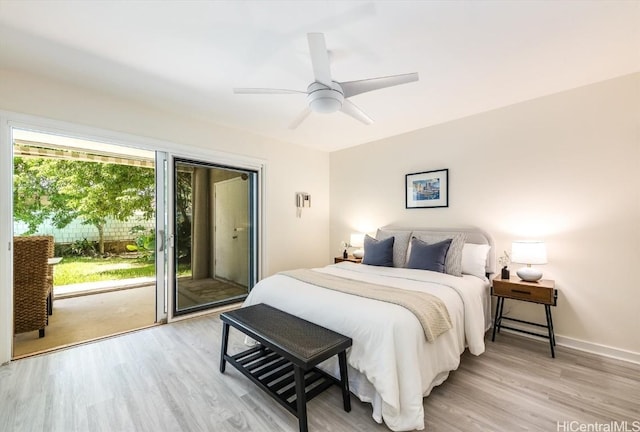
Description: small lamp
350,233,365,259
511,241,547,282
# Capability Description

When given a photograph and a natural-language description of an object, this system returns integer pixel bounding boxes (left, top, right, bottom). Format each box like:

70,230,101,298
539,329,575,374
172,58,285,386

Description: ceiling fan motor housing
307,81,344,113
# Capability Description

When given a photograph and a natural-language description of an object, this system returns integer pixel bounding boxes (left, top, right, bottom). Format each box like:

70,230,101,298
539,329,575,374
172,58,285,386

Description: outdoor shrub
54,243,69,257
69,238,98,257
127,225,156,262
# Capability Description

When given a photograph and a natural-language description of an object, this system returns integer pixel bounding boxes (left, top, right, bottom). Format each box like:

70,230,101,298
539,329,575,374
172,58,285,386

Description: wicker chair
13,236,50,338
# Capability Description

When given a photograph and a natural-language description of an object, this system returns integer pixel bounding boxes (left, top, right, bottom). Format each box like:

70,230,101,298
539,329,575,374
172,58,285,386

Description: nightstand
491,275,558,358
334,255,362,264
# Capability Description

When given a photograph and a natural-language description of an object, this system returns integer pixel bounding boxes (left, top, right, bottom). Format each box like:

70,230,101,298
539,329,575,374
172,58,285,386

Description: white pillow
461,243,491,280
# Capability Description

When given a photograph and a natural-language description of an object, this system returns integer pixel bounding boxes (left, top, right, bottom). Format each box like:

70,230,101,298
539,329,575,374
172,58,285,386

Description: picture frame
405,169,448,209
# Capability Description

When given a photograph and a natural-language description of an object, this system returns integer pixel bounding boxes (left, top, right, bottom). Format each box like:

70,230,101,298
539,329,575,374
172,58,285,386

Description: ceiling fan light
310,96,342,113
307,82,344,114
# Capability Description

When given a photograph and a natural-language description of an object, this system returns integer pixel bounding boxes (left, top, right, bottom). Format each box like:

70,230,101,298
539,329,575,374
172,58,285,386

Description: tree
13,158,58,231
13,157,155,254
175,170,192,263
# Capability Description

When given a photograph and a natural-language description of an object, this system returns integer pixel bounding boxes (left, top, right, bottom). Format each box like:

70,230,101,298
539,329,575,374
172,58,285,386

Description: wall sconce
296,192,311,218
511,240,547,282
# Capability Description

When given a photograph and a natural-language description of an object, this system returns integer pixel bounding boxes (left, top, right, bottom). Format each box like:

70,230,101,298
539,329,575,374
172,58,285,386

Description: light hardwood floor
1,312,638,432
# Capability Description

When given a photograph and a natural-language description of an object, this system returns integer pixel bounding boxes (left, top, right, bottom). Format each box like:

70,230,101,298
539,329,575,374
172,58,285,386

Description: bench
219,303,352,432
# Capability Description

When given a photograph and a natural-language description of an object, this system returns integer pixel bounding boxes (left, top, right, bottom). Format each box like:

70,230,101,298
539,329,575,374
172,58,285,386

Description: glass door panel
173,158,257,315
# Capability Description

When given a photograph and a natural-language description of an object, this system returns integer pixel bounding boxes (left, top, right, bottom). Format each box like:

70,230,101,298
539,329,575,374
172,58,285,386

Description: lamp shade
350,233,365,258
511,241,547,265
511,241,547,282
350,233,365,248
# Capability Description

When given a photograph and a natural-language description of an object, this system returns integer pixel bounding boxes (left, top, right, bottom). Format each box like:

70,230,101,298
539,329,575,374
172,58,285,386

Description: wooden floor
1,312,638,432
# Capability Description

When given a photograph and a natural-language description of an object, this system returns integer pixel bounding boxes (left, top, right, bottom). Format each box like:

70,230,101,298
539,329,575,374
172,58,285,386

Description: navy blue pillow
406,237,452,273
362,235,394,267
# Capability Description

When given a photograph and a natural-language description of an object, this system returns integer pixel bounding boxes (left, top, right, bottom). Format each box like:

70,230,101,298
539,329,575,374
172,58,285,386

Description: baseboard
500,328,640,365
554,334,640,365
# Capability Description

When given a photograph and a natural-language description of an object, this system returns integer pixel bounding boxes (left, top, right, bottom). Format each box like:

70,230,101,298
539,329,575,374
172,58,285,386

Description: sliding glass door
9,127,166,357
172,158,257,315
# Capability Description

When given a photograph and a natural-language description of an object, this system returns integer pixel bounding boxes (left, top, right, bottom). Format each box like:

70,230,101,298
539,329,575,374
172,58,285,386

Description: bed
242,227,494,431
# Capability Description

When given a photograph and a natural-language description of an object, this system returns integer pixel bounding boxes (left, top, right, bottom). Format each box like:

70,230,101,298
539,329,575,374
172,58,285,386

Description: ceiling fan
233,33,419,129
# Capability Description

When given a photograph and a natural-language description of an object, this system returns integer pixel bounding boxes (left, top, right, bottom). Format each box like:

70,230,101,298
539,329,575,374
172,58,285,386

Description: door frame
155,151,168,322
0,110,266,363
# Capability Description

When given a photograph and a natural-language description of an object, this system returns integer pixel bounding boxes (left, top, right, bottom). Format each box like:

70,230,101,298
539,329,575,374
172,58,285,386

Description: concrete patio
53,276,155,298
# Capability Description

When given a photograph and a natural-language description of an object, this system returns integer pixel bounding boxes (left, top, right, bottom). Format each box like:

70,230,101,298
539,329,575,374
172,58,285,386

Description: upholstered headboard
379,226,496,274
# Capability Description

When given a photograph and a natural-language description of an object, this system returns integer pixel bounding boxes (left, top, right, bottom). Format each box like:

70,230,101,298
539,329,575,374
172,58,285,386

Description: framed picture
405,169,448,209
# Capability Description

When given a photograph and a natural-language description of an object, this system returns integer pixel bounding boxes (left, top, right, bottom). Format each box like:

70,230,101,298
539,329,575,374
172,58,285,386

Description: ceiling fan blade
234,88,305,95
340,99,373,125
289,107,312,129
307,33,333,87
341,72,419,98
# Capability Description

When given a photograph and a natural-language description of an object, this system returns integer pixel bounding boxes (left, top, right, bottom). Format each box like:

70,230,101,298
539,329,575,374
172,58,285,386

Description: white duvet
242,262,489,431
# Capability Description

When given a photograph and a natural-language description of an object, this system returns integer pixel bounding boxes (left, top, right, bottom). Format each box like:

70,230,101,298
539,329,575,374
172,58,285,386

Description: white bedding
242,262,489,431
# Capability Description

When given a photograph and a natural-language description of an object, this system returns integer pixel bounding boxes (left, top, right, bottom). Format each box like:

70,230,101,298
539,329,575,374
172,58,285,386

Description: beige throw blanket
279,269,452,342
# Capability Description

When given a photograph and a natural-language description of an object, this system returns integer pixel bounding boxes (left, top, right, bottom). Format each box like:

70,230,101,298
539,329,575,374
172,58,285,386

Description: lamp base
516,266,543,282
352,248,364,259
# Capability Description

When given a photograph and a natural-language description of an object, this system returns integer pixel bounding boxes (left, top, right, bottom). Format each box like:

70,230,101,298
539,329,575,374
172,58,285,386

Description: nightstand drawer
493,279,554,304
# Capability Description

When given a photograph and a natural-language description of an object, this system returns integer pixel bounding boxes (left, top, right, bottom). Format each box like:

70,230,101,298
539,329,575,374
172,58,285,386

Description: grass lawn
54,256,190,286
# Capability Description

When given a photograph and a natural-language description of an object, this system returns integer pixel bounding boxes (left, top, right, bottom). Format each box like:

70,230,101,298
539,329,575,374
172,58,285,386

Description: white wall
330,73,640,358
0,70,329,363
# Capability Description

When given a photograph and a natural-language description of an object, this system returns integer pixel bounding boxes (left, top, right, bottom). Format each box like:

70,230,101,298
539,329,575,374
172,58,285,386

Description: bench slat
260,362,293,386
235,347,268,365
280,370,325,401
245,351,281,372
256,358,290,380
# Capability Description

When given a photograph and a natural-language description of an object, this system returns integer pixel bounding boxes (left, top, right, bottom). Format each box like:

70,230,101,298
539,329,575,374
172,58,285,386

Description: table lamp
350,233,365,258
511,240,547,282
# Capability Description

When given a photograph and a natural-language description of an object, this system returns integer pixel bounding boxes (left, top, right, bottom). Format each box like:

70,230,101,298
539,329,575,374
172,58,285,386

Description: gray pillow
376,229,411,267
406,237,452,273
362,235,394,267
410,231,467,277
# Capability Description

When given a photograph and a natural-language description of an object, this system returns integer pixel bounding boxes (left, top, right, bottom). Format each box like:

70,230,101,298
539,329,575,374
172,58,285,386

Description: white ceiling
1,1,638,152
